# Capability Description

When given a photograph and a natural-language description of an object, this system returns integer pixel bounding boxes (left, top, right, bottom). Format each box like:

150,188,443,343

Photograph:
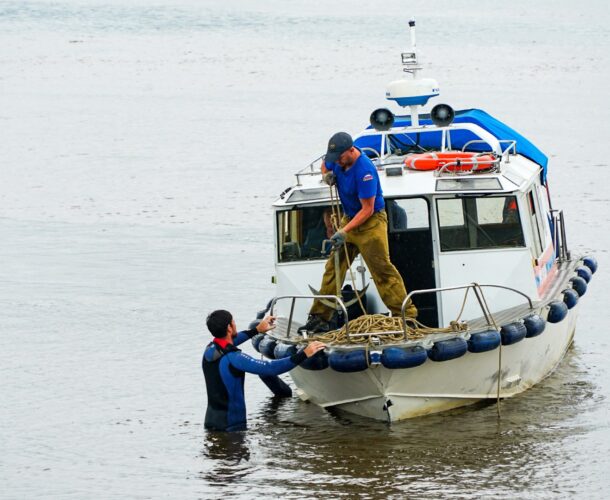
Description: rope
297,313,469,346
301,269,471,348
329,184,366,315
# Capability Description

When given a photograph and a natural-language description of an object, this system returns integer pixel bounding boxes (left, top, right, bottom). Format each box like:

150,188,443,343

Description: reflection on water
198,346,602,498
203,431,251,464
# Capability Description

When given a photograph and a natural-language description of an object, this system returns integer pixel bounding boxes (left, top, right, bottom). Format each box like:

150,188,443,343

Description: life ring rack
404,151,498,172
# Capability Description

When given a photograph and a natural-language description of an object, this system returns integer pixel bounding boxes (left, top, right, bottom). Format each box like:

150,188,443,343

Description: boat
249,20,597,422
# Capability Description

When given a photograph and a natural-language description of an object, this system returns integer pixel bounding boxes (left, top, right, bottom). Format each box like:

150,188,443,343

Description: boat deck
268,257,580,346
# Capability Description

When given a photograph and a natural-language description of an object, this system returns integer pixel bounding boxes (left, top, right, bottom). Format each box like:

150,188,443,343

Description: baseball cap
325,132,353,163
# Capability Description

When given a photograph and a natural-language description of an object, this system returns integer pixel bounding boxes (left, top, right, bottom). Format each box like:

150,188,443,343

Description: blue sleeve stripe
228,352,297,376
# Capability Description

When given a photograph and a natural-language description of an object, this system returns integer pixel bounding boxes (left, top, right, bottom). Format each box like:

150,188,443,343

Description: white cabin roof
273,153,542,208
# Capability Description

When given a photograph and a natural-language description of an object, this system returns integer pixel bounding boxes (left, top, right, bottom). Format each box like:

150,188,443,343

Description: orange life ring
404,151,496,171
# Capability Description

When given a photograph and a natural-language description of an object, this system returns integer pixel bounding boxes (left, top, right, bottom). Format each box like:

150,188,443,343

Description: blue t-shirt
327,151,384,218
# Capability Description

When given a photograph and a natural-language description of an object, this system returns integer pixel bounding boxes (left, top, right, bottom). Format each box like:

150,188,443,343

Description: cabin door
386,197,438,327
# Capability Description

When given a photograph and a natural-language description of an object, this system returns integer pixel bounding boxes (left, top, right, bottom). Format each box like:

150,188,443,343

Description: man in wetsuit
202,309,325,432
301,132,418,333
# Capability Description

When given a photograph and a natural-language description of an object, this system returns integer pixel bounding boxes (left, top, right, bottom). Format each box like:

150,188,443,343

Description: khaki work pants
310,210,418,320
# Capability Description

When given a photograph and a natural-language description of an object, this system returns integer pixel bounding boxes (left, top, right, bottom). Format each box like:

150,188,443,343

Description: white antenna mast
385,19,439,127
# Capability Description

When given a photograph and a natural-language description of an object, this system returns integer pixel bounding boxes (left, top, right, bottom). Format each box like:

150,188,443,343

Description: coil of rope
299,313,469,346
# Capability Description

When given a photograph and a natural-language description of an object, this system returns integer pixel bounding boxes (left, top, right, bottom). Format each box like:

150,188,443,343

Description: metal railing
461,139,517,164
400,282,534,335
269,282,533,340
550,209,570,262
295,155,324,186
292,138,518,185
269,295,350,338
434,155,502,177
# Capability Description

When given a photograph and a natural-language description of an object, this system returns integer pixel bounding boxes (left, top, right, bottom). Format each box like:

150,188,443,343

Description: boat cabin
272,110,558,327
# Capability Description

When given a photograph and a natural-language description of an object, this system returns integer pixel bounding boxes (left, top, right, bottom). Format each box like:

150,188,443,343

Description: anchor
307,283,369,310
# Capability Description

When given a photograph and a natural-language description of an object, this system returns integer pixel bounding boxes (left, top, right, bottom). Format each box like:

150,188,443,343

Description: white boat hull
290,305,578,422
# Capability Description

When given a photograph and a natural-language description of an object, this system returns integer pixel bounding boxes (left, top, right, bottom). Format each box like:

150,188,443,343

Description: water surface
1,1,609,498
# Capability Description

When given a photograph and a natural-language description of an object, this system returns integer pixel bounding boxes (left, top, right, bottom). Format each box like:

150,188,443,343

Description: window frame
276,205,335,263
435,194,526,252
386,196,431,233
526,188,546,258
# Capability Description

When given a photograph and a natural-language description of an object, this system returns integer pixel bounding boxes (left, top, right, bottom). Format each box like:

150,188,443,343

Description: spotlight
430,104,455,127
370,108,395,131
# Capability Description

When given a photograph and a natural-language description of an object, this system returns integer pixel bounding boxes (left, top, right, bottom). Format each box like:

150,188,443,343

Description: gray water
1,1,609,498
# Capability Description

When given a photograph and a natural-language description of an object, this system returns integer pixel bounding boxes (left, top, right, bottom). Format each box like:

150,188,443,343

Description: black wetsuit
202,329,307,432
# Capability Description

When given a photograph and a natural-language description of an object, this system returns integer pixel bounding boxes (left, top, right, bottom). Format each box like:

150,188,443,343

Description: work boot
297,315,330,334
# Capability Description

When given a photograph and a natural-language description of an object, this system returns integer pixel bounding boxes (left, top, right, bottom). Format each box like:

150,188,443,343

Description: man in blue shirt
303,132,418,333
202,309,325,432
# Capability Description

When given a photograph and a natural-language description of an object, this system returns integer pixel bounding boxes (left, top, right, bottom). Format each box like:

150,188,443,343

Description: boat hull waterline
289,305,578,422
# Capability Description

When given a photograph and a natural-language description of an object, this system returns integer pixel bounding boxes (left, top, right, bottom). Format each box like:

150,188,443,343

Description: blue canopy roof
355,109,548,183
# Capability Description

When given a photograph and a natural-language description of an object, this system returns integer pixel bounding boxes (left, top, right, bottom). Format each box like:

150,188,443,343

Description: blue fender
562,288,579,309
381,346,428,368
300,350,329,371
329,350,369,373
569,276,588,297
575,266,592,283
468,330,501,353
500,322,527,345
523,314,546,337
251,333,265,353
258,336,277,359
256,298,274,319
547,300,568,323
583,256,598,274
274,342,298,359
427,338,468,362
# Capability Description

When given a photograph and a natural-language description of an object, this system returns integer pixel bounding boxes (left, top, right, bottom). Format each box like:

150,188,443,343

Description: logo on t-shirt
362,173,374,182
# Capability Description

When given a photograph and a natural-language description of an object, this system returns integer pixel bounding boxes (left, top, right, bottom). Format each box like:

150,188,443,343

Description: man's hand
323,171,336,186
330,229,346,248
256,315,276,334
303,341,326,357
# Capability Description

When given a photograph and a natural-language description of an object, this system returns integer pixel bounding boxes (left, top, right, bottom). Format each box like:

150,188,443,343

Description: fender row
250,256,596,373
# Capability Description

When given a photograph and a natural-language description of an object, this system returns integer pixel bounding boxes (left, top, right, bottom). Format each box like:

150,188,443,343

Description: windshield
277,206,335,262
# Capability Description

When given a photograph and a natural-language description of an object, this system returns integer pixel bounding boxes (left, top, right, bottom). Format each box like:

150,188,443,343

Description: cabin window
437,195,525,251
387,198,430,232
277,206,335,262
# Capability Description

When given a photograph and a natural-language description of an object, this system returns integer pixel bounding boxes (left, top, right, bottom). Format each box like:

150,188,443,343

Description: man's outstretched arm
229,341,326,376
